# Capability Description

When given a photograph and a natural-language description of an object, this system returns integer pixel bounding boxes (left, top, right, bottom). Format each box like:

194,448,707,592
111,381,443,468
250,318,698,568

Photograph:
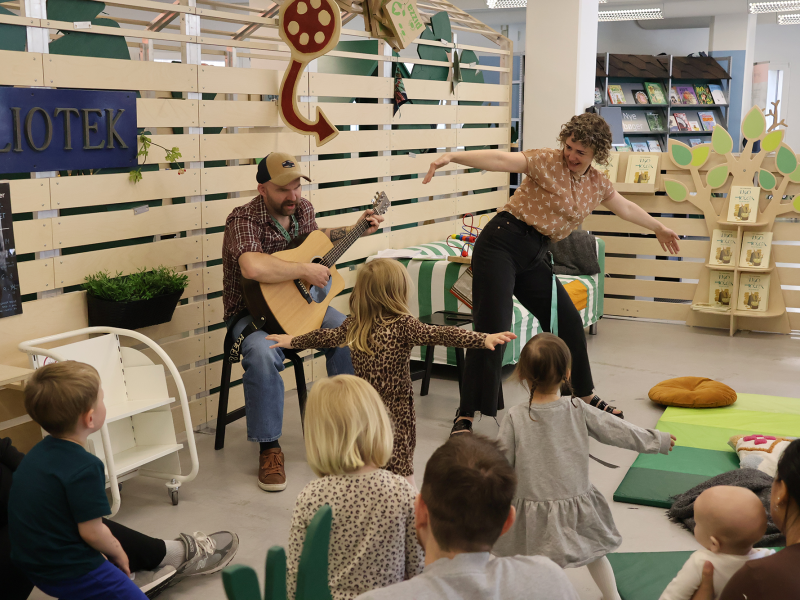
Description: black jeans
460,212,595,417
1,516,166,600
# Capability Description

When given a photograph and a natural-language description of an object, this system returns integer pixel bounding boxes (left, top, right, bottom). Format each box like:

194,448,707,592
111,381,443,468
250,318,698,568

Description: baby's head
513,333,572,397
694,486,767,555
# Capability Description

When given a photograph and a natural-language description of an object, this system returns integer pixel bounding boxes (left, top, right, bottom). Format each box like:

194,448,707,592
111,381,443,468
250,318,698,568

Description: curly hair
557,113,612,166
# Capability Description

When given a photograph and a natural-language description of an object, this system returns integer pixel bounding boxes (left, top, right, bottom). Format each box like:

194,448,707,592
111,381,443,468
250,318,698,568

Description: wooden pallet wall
0,0,511,450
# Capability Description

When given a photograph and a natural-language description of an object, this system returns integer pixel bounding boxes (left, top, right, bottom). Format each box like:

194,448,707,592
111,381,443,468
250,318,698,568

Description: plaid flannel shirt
222,195,318,322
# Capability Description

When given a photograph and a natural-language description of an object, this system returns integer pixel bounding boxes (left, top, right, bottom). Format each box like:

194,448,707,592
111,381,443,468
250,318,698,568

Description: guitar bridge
294,279,313,304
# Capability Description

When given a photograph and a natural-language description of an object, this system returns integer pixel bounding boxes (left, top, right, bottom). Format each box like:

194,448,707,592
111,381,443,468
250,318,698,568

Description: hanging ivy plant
129,134,183,183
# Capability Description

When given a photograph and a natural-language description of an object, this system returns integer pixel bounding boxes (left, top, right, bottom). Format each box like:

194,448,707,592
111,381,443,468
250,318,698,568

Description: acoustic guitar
241,191,390,336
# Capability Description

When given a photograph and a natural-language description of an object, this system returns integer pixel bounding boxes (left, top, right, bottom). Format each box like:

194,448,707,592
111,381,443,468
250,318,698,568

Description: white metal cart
19,327,199,516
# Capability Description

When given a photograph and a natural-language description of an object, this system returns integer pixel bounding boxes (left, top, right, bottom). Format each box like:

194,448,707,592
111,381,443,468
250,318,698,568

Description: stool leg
420,346,435,396
290,355,308,434
214,360,233,451
589,322,598,335
454,348,465,395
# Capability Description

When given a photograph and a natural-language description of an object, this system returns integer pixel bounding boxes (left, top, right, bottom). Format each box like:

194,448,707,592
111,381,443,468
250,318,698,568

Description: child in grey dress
493,333,676,600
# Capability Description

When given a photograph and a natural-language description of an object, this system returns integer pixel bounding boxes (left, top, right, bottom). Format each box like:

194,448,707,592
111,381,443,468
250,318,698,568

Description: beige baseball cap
256,152,311,186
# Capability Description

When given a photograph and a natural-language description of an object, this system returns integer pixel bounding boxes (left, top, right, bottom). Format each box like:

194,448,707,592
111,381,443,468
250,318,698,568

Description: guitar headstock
372,191,391,216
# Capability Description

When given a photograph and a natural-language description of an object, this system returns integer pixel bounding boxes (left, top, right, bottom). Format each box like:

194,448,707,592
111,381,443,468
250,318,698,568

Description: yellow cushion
648,377,737,408
562,280,588,312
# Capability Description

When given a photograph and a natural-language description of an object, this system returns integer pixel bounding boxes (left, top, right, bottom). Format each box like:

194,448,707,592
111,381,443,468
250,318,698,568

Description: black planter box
87,290,184,330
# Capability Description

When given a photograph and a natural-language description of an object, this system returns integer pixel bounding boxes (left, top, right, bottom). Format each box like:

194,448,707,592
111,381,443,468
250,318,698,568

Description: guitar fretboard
321,218,371,267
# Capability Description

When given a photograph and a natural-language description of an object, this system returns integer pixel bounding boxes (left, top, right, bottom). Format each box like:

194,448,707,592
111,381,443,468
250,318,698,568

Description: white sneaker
171,531,239,584
132,565,178,598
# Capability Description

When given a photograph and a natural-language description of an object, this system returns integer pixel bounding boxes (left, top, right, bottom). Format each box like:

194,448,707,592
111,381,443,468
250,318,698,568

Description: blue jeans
33,560,146,600
229,308,354,442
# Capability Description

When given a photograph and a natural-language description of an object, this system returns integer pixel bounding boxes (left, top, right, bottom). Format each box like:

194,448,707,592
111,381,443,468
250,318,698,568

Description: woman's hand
266,334,293,349
422,154,451,184
689,561,714,600
656,225,681,255
484,332,517,350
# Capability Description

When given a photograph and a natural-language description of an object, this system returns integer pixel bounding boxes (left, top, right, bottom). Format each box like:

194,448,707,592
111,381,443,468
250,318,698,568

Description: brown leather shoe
258,448,287,492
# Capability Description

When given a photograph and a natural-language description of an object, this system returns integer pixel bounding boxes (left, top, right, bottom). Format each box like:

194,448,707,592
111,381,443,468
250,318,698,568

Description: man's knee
242,335,286,372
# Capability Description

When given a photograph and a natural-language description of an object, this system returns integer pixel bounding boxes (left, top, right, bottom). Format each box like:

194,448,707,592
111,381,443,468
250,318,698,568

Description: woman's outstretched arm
423,150,528,183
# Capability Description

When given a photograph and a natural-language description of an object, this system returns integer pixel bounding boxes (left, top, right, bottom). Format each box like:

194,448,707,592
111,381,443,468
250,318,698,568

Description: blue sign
0,88,137,173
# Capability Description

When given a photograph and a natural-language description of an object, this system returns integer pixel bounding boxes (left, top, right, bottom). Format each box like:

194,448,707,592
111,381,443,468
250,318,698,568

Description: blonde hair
304,375,393,477
346,259,413,354
25,361,101,436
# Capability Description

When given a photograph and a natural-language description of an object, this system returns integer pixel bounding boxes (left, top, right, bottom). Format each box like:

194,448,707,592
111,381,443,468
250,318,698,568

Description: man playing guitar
222,152,383,492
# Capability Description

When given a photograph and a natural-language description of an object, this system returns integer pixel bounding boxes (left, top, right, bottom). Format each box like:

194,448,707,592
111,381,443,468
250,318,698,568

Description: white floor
30,317,800,600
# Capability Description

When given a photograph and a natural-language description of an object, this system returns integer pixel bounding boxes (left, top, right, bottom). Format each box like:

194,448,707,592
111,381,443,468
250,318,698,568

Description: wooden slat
136,301,204,342
390,128,456,152
605,257,704,279
392,104,457,125
388,220,457,249
52,203,201,249
457,105,509,123
456,190,505,215
137,98,199,128
51,169,201,210
309,155,390,184
457,170,508,192
778,267,800,286
457,82,508,103
142,134,200,164
312,102,391,126
308,73,392,98
311,130,390,155
784,289,800,309
199,65,290,95
204,264,223,294
402,79,454,102
201,131,308,161
43,55,197,92
42,18,196,44
201,164,265,195
18,259,55,295
598,236,710,259
168,365,206,398
199,99,281,128
391,175,456,201
0,50,44,87
7,178,51,213
181,268,204,299
585,214,709,237
141,333,206,369
386,198,456,228
774,223,800,244
623,194,705,215
605,298,690,321
205,297,224,327
204,232,224,261
204,328,226,359
605,278,696,300
338,230,391,264
790,312,800,331
14,219,53,254
202,197,251,228
390,152,460,177
456,126,508,148
54,236,203,288
0,292,88,368
309,182,387,212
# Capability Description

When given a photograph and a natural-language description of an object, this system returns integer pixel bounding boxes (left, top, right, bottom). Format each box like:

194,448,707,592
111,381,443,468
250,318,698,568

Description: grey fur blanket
667,468,784,547
551,230,600,276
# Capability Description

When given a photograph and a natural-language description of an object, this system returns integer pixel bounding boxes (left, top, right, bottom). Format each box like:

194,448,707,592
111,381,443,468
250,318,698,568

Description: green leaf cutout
742,105,766,140
712,125,733,155
669,140,692,167
691,144,711,167
706,164,729,189
665,179,688,202
794,196,800,213
789,164,800,183
759,169,777,190
776,144,798,175
762,130,784,153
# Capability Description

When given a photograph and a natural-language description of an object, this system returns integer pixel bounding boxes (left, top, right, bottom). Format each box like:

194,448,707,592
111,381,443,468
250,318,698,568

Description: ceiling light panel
485,0,526,8
749,2,800,13
598,8,663,21
778,12,800,22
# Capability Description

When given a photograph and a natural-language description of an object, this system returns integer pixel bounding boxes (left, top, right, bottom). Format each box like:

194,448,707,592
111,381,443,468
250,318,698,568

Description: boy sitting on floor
9,361,147,600
356,434,579,600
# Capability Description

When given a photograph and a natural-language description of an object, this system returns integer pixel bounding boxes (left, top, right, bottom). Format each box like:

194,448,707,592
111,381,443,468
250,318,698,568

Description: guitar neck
322,218,371,267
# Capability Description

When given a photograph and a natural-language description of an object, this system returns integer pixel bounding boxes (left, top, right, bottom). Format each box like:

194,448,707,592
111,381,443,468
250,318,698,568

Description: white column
523,0,598,150
709,13,757,149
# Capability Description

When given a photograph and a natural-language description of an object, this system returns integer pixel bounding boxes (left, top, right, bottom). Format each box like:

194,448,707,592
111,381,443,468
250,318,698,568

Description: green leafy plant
83,267,188,302
129,134,183,183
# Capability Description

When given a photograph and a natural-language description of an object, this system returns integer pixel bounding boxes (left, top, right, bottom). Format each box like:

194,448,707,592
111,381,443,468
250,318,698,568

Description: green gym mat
613,393,800,508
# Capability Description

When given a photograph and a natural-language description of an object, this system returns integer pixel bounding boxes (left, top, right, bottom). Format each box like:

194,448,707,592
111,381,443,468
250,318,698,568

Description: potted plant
83,267,189,330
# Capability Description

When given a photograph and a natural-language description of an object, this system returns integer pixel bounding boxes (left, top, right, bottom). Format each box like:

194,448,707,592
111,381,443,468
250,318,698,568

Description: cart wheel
171,490,179,506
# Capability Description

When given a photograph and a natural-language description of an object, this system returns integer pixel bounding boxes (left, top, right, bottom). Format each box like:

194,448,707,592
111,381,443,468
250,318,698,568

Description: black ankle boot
450,409,474,435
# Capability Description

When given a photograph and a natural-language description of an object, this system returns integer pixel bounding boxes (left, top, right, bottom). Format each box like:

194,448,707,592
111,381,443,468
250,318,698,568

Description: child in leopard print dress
268,258,515,487
286,374,423,600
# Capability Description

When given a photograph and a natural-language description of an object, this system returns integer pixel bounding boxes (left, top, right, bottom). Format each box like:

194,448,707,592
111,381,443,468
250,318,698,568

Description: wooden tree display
664,106,800,336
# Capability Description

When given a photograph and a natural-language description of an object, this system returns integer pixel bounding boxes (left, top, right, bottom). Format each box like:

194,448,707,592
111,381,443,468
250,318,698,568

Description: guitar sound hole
308,256,332,304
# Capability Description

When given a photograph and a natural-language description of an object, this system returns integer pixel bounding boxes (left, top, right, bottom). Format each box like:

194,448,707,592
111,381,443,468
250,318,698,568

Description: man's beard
264,192,297,216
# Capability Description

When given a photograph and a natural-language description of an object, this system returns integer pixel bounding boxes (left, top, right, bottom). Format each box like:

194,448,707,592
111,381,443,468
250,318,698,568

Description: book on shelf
676,85,699,104
698,111,717,131
669,86,681,105
689,138,704,147
608,85,627,105
634,90,649,104
708,270,735,311
632,142,649,152
593,153,620,182
625,153,658,184
740,232,773,268
594,87,603,105
695,84,714,105
647,140,662,152
622,111,650,132
689,121,702,132
709,84,727,105
669,115,679,132
644,82,667,104
674,112,690,131
646,111,665,131
726,186,759,223
622,137,633,152
737,273,770,313
709,228,738,267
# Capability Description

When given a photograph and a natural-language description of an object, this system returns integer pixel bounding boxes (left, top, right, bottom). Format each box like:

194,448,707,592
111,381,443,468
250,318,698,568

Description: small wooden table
0,364,33,389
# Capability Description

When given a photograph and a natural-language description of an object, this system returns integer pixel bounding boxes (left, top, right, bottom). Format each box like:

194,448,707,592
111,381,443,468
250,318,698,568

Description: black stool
214,328,308,451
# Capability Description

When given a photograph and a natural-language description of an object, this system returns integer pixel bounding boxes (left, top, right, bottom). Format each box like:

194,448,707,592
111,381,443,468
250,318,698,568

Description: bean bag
648,377,736,408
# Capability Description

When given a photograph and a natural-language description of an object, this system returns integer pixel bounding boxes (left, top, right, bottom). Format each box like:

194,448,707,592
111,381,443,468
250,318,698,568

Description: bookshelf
669,56,731,148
